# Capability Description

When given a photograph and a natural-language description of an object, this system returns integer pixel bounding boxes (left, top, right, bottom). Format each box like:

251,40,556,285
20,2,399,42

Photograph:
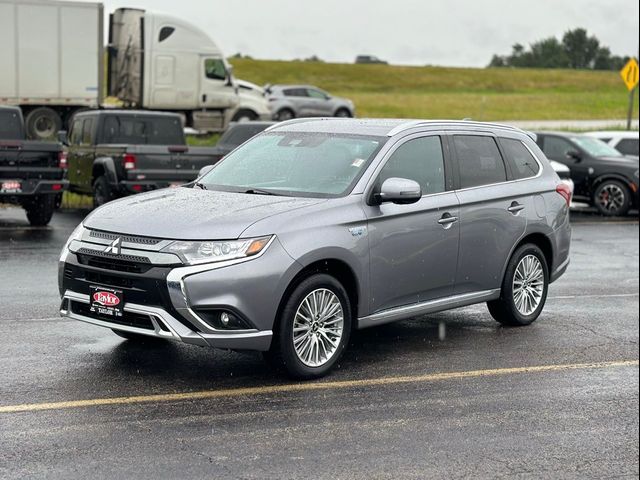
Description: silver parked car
265,84,355,121
59,119,572,378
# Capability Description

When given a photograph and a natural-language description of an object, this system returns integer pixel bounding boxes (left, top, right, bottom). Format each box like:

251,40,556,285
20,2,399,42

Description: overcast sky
76,0,638,67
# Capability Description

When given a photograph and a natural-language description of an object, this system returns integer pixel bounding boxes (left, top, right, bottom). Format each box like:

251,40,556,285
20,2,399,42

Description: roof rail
264,117,329,132
386,120,531,138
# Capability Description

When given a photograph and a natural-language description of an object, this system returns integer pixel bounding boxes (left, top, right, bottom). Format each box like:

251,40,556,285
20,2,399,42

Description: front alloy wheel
293,288,344,367
264,273,351,378
593,181,630,217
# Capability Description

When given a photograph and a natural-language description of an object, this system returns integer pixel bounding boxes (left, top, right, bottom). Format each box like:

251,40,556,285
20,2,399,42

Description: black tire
93,175,115,208
276,108,295,121
487,244,549,327
592,180,631,217
112,329,163,342
24,195,55,226
231,109,258,122
24,107,62,140
264,273,352,379
334,108,352,118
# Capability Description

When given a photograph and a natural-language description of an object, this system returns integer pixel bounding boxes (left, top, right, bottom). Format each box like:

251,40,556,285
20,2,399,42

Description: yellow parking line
1,360,637,414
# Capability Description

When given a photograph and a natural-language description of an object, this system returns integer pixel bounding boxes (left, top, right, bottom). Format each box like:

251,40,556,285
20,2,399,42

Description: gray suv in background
59,119,571,378
266,85,355,121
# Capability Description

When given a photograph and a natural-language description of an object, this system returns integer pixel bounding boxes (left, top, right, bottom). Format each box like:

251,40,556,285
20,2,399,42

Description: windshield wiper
194,182,208,190
243,188,281,196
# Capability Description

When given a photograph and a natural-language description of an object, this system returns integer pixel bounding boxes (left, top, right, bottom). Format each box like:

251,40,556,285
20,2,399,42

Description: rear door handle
438,213,459,229
508,202,525,215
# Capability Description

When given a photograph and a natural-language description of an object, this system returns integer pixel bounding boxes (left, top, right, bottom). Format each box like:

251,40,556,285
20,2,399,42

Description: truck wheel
24,195,55,226
24,107,62,140
263,274,351,379
232,109,258,122
93,176,115,208
593,180,630,217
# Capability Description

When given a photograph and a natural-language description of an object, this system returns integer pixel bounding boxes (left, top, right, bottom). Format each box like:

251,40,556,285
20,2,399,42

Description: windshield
200,132,386,197
571,136,623,158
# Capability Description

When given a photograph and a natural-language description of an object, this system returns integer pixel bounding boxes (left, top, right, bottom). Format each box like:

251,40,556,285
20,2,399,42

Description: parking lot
0,206,637,479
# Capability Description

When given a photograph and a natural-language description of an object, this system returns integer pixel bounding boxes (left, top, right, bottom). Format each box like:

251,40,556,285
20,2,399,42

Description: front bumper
58,231,299,351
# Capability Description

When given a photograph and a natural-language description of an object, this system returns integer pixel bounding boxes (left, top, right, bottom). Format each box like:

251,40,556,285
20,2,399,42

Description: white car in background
549,160,575,196
230,79,272,122
584,131,639,158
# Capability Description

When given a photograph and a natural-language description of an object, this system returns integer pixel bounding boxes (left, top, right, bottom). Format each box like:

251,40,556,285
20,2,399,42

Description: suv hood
83,187,324,240
596,155,639,167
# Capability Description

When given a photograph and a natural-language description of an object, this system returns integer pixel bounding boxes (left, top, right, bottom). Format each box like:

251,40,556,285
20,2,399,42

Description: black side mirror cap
566,150,582,162
57,130,68,145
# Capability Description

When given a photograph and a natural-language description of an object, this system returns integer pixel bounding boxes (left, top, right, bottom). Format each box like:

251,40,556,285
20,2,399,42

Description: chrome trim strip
357,289,501,329
166,236,277,334
69,240,180,265
61,290,273,349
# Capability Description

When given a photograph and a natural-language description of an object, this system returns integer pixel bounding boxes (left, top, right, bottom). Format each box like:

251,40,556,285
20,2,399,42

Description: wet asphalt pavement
0,205,638,479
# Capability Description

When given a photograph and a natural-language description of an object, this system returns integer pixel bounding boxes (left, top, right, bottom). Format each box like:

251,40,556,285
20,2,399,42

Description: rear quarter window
453,135,507,189
499,138,540,180
616,138,639,156
0,110,23,139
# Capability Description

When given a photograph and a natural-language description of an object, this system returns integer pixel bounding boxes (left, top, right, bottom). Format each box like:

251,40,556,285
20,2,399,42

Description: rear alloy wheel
264,274,351,378
593,180,630,217
24,107,62,140
488,244,549,326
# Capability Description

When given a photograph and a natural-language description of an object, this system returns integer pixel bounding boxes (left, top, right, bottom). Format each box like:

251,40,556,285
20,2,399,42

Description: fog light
220,312,231,326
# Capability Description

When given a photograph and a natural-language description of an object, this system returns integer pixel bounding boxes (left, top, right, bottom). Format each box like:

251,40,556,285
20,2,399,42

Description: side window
81,118,94,145
378,136,446,196
284,88,308,97
616,138,639,156
204,59,227,81
158,26,175,42
542,136,574,159
307,89,327,99
499,138,540,180
453,135,507,189
69,119,83,145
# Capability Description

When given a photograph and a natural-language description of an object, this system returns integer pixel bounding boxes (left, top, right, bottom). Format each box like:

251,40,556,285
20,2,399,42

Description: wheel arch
499,231,554,286
275,258,360,334
92,157,118,185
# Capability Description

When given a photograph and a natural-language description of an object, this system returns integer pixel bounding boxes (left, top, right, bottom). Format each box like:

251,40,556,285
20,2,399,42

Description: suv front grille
88,229,162,246
76,248,152,274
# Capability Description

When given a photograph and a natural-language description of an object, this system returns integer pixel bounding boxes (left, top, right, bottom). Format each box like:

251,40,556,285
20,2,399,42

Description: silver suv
266,85,355,121
59,119,572,378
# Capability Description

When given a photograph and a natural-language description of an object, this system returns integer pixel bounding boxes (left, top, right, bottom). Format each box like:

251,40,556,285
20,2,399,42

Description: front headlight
60,223,86,259
162,236,273,265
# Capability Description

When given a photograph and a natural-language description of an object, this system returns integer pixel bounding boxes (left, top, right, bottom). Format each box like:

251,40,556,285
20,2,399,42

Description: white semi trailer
0,0,103,140
0,1,270,139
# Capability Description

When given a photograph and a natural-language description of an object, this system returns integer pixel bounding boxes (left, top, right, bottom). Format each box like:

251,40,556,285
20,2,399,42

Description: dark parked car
535,132,639,216
60,119,571,378
208,122,275,163
0,105,68,225
63,110,220,207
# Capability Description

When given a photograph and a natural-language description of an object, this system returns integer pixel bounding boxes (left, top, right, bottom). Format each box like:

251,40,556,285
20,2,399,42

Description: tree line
489,28,631,70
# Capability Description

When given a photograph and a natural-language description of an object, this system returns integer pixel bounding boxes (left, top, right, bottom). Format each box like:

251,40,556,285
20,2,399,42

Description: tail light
122,153,137,170
58,151,68,169
556,183,573,207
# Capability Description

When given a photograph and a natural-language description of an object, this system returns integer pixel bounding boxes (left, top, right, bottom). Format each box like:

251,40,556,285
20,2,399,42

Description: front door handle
508,202,525,215
438,213,459,229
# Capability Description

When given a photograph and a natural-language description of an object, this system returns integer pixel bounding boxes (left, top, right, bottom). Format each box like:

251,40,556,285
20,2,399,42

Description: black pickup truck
63,111,220,207
0,106,68,226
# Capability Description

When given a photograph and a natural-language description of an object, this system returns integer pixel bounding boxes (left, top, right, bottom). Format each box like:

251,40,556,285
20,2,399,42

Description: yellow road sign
620,58,639,91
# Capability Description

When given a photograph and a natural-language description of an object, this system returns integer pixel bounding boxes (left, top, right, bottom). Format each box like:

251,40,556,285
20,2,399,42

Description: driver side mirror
376,177,422,205
566,150,582,162
198,165,215,178
57,130,68,146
